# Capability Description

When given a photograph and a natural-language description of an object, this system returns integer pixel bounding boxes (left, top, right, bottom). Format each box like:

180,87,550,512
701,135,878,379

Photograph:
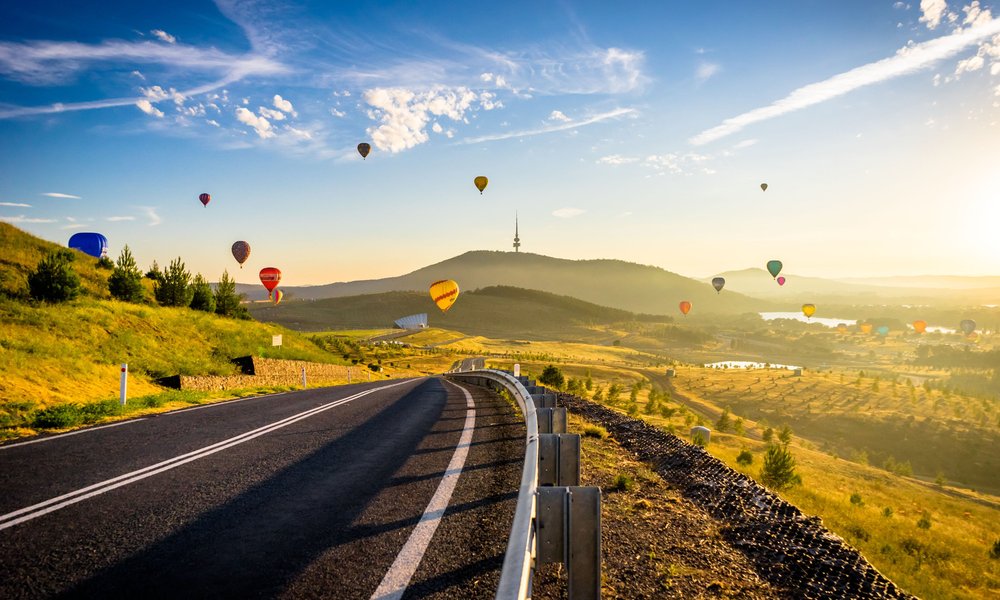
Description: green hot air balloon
711,277,725,293
766,260,783,279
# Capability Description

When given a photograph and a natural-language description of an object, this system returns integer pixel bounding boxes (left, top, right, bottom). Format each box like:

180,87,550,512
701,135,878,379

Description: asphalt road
0,377,523,599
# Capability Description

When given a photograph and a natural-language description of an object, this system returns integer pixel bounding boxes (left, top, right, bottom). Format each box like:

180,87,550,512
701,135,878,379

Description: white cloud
0,215,56,224
42,192,81,199
690,17,1000,145
432,122,443,133
259,106,287,120
955,53,986,74
273,94,296,115
552,207,586,218
136,99,164,117
235,107,274,138
106,216,135,222
696,62,720,82
732,139,758,149
364,86,490,152
963,1,994,27
894,2,909,9
61,223,86,230
284,126,313,140
0,202,31,207
207,119,220,127
139,206,162,226
462,107,636,144
329,107,346,118
130,70,145,80
151,29,176,44
548,110,571,122
597,154,638,165
920,0,949,29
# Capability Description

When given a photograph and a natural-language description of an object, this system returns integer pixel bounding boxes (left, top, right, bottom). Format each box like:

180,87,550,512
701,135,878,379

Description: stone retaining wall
179,357,362,392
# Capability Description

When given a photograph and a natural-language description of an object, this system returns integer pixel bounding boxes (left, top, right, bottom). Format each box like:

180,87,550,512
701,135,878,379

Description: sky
1,0,999,287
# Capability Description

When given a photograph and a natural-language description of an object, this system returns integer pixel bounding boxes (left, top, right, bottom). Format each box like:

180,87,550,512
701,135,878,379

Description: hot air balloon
259,267,281,300
802,303,816,318
357,143,371,159
912,320,927,334
711,277,725,293
776,276,786,286
429,280,460,312
766,260,783,279
877,325,890,337
474,176,488,194
679,301,692,316
68,232,108,259
960,319,976,335
760,183,768,192
837,323,848,334
273,289,284,305
199,193,211,207
860,323,873,334
231,241,250,269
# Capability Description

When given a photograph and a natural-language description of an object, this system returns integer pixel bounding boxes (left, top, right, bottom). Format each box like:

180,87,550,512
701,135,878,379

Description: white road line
0,419,147,450
163,391,286,415
0,380,414,532
371,380,477,600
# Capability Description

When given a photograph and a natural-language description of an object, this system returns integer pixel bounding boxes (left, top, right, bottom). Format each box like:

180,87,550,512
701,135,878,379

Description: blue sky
1,0,999,286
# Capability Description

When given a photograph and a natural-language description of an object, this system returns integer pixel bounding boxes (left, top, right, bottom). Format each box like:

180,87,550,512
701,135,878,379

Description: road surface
0,377,522,599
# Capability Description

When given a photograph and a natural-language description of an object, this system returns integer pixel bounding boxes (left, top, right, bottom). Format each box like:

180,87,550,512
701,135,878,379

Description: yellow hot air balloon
837,323,848,334
860,323,873,334
802,303,816,318
474,176,488,194
429,279,460,312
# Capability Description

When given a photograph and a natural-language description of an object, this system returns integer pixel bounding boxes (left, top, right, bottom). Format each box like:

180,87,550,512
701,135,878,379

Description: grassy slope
0,222,111,299
249,285,674,342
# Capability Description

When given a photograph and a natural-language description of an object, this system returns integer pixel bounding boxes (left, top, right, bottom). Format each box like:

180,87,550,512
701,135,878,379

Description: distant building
513,212,521,253
394,313,428,329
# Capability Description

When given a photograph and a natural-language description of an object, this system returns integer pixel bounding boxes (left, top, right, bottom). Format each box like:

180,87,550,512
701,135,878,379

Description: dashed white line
370,380,477,600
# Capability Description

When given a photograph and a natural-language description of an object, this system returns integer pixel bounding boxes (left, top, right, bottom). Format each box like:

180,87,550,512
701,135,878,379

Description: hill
0,223,111,299
249,285,673,341
238,251,772,314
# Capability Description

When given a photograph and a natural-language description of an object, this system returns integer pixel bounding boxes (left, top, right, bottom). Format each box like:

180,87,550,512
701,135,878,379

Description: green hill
249,285,673,341
0,224,344,424
238,251,773,315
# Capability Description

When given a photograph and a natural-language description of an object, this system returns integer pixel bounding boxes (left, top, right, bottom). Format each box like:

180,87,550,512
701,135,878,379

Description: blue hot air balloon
68,232,108,259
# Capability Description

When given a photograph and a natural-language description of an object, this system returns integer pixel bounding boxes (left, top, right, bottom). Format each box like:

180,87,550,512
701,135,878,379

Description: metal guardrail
447,369,539,600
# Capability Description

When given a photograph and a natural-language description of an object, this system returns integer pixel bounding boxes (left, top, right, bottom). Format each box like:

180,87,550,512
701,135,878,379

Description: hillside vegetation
250,285,674,341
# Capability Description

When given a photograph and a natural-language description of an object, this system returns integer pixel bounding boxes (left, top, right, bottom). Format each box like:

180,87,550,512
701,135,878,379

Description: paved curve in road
0,377,522,599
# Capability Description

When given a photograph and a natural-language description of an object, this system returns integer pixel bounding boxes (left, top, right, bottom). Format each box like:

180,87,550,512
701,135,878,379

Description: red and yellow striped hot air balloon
429,280,460,313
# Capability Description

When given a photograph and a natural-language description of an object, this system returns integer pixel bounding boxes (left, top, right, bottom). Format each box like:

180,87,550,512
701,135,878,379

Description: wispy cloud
140,206,162,226
151,29,176,44
461,107,636,144
106,216,136,222
696,61,720,82
61,223,87,230
690,17,1000,145
0,202,31,207
42,192,81,199
0,215,56,224
548,110,571,122
597,154,639,165
552,207,586,218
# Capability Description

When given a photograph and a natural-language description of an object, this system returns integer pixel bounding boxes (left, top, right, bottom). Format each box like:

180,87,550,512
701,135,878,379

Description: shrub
715,408,733,432
762,427,774,443
990,539,1000,560
692,431,708,447
611,473,635,492
850,492,864,506
79,400,122,423
582,425,608,439
736,449,753,466
538,364,565,389
32,404,83,428
108,245,145,302
28,249,80,303
882,507,894,518
95,256,114,269
760,443,799,490
917,512,932,530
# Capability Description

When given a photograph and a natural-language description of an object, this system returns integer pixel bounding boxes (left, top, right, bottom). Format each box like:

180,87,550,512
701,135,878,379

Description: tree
189,273,216,312
145,260,164,283
584,370,593,391
154,257,193,307
778,424,793,445
28,249,80,303
96,256,114,270
736,449,753,466
108,245,145,302
762,427,774,443
760,443,799,490
716,408,733,432
606,383,622,405
538,365,565,389
214,270,245,318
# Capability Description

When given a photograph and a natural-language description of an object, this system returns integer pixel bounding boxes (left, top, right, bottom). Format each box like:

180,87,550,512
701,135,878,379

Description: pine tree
28,249,80,303
189,273,216,312
760,443,799,490
214,270,247,318
108,245,145,302
154,257,193,307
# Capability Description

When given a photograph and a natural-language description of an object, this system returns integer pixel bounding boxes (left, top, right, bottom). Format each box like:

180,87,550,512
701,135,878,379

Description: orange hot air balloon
837,323,848,334
860,323,873,334
474,176,488,194
429,279,460,312
802,304,816,318
273,289,284,305
679,301,692,316
199,193,211,207
259,267,281,300
357,143,371,159
913,320,927,334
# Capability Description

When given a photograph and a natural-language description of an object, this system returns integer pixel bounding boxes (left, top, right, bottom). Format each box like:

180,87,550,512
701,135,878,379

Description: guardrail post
532,392,557,408
535,486,602,600
538,433,580,486
536,407,567,434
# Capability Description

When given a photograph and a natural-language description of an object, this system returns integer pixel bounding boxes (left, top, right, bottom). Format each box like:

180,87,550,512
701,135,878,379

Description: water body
705,361,802,370
759,312,856,328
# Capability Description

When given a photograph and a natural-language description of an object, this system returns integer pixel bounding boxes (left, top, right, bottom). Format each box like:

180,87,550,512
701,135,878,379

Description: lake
704,360,802,370
759,312,856,328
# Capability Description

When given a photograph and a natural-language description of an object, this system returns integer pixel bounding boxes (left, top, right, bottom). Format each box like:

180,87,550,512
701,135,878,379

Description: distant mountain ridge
238,251,771,314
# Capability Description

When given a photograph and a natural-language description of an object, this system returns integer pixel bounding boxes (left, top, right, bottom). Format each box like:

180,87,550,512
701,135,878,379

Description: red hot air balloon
199,193,211,207
679,301,692,316
259,267,281,300
777,276,786,286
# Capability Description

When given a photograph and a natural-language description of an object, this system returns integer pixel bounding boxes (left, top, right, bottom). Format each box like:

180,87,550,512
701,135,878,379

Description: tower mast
513,212,521,253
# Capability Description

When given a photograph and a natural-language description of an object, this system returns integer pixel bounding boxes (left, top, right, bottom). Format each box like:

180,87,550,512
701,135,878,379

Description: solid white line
163,392,284,415
0,380,414,531
370,380,477,600
0,419,147,450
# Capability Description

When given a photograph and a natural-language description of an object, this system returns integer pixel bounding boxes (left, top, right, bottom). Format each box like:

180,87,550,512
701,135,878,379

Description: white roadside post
348,368,352,384
302,367,307,389
119,363,128,406
513,363,520,378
